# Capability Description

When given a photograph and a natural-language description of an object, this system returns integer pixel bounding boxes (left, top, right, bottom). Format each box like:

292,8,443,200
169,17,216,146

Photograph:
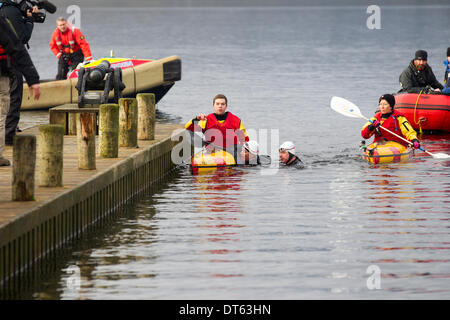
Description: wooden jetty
0,100,185,289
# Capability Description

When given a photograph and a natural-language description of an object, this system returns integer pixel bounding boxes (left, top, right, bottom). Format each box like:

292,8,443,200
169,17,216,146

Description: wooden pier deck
0,123,183,228
0,122,186,287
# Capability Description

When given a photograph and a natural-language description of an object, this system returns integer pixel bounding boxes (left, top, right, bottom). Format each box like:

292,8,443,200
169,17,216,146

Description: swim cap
279,141,296,155
243,140,259,155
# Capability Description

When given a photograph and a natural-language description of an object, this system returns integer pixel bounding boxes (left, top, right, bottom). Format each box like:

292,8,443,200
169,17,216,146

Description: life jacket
371,110,410,146
50,26,92,61
203,112,244,148
53,28,76,54
0,15,18,62
0,44,9,75
0,45,6,61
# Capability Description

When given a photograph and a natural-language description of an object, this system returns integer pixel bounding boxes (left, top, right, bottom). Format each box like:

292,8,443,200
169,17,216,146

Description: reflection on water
6,5,450,299
4,144,448,299
357,154,450,297
192,169,247,279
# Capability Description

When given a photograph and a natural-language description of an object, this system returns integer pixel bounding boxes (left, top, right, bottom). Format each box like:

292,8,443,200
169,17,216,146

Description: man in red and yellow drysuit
361,94,420,148
49,17,93,80
185,94,249,160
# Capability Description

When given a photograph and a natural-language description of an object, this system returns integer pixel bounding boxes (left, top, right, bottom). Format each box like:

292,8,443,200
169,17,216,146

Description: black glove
61,54,70,62
411,139,421,150
368,120,381,131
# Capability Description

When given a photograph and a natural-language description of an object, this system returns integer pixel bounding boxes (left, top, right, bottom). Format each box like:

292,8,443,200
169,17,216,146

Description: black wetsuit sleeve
1,5,34,44
427,66,444,90
399,69,424,93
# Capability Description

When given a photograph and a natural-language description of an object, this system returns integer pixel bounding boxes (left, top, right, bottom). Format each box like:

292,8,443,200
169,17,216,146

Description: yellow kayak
362,140,414,164
191,149,236,173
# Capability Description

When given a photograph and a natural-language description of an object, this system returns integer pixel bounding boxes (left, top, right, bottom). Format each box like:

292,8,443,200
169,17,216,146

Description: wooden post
99,104,119,158
68,113,77,135
39,124,64,187
49,111,66,134
76,113,96,170
137,93,155,140
119,98,138,148
12,135,36,201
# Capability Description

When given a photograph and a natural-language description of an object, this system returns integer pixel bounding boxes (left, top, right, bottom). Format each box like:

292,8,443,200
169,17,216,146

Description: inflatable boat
191,149,236,173
394,93,450,132
21,55,181,110
361,140,414,164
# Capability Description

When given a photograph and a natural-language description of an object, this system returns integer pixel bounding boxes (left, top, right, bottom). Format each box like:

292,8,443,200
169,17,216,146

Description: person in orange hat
50,17,93,80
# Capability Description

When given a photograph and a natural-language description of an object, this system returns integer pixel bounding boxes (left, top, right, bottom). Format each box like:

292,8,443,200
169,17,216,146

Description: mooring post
76,113,96,169
68,113,77,135
137,93,155,140
39,124,64,187
119,98,138,148
99,104,119,158
12,134,36,201
49,111,66,134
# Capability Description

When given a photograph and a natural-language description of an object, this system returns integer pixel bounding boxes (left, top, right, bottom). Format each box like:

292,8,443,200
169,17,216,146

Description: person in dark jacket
0,0,39,145
399,50,444,94
0,15,40,166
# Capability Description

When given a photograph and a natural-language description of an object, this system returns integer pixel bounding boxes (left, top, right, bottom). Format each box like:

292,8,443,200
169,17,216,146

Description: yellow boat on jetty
362,140,414,164
21,55,181,110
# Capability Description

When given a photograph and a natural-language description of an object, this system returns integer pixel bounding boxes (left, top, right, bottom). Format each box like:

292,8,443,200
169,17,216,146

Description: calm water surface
13,5,450,299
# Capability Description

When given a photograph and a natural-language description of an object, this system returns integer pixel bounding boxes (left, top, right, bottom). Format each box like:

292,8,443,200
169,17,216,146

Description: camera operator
0,15,40,166
0,0,39,145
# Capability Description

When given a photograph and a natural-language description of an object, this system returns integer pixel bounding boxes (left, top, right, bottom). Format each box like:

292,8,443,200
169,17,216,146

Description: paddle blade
429,152,450,160
330,96,366,119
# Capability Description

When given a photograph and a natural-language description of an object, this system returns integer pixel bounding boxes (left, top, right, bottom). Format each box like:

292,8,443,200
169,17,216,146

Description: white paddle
330,96,450,159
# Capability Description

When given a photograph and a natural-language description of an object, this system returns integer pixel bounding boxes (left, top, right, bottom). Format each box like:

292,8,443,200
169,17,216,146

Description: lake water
12,5,450,299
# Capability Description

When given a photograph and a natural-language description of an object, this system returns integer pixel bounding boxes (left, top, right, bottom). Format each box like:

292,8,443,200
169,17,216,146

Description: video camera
16,0,57,23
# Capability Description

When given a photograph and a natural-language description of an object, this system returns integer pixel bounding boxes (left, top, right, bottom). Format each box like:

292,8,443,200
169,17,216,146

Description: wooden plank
0,123,183,227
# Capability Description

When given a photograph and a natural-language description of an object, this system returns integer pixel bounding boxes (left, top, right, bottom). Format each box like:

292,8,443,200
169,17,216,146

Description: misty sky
53,0,450,8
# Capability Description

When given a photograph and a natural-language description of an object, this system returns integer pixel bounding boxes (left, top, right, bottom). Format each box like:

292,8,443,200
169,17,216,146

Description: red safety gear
361,110,418,147
0,45,7,61
204,112,247,148
185,112,249,149
49,27,92,61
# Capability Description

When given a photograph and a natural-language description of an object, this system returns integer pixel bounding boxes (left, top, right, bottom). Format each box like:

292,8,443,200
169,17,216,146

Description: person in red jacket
185,94,249,160
361,94,420,149
49,17,93,80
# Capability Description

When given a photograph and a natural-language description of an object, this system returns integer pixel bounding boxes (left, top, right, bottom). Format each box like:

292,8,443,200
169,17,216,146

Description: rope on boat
413,89,423,135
